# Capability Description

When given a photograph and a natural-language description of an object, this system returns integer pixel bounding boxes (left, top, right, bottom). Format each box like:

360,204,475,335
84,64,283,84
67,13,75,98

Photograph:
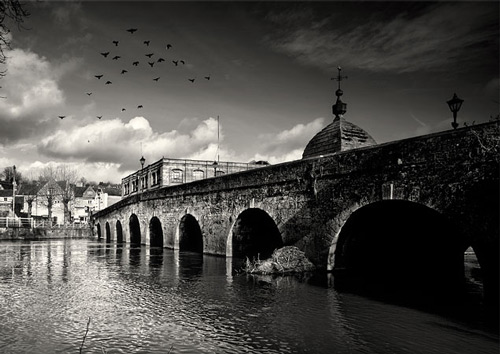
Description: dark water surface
0,239,498,354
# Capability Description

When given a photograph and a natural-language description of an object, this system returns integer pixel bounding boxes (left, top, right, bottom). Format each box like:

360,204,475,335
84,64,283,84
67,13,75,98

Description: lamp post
447,93,464,130
12,165,16,216
140,156,145,193
212,160,218,177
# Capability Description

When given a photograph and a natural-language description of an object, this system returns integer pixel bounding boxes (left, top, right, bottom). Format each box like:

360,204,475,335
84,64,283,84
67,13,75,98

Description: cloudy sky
0,1,498,183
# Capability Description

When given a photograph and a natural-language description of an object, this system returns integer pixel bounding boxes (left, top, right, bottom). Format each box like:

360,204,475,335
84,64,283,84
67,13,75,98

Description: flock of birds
58,27,212,122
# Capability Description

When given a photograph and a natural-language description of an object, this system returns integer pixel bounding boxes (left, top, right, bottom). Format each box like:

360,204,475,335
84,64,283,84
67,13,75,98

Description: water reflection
0,239,497,354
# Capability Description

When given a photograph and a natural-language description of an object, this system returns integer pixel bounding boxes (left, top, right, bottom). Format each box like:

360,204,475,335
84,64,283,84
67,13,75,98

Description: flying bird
58,115,65,119
166,44,172,49
157,57,165,62
132,61,139,66
148,61,155,67
188,78,195,83
204,75,210,80
180,60,185,65
137,105,143,109
172,60,178,66
100,52,110,58
86,92,92,95
145,53,154,58
112,40,119,46
143,40,150,46
105,81,112,85
97,116,102,119
95,75,103,79
126,28,138,34
153,77,160,81
121,108,126,111
121,69,128,74
112,55,121,60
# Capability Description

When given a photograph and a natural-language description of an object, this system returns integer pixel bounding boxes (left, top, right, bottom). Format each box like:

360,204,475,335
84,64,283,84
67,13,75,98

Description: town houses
1,179,121,226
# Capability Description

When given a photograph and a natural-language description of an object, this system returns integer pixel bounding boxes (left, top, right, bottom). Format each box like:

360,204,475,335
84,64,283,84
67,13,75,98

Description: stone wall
93,122,499,302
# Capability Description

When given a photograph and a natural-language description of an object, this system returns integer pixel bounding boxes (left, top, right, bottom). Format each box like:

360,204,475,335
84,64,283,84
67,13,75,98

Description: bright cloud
38,116,223,172
249,117,325,163
0,48,66,144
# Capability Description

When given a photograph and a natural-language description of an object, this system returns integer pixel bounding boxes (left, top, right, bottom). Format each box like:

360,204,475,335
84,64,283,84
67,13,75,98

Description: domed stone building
302,68,376,159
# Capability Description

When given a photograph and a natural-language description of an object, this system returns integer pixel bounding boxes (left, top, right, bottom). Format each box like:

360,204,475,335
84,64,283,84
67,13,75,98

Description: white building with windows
121,157,268,198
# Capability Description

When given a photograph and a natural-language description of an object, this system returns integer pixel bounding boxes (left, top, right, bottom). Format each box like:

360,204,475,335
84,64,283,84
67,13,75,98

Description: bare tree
35,165,79,225
0,165,22,183
0,0,30,77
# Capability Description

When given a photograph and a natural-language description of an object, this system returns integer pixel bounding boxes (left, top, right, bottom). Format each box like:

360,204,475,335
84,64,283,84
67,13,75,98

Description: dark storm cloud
264,2,499,73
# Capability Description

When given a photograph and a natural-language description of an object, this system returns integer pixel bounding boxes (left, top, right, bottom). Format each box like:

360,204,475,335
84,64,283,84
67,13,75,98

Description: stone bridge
92,122,499,304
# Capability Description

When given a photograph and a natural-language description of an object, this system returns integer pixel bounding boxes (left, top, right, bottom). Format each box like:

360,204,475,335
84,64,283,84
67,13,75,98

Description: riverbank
0,227,92,240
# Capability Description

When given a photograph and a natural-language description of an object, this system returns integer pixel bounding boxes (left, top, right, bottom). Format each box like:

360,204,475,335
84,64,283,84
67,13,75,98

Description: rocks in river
244,246,315,274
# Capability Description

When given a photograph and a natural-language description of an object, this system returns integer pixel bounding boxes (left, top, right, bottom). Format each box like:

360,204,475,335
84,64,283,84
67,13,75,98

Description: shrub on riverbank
243,246,315,274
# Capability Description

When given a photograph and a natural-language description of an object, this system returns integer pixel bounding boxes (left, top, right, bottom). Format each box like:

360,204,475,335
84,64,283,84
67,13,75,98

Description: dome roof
302,116,376,159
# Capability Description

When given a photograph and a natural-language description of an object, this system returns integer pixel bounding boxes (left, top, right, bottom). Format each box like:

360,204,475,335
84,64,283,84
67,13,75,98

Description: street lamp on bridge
447,93,464,130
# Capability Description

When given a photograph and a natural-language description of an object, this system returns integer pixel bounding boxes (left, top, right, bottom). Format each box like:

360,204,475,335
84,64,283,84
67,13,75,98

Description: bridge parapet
92,122,499,303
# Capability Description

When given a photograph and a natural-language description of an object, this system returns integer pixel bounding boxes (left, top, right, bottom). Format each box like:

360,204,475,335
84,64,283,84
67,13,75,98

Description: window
171,169,183,183
193,170,204,181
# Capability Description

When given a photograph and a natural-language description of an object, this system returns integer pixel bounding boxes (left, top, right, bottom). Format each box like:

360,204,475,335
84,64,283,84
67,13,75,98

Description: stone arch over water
178,214,203,253
149,216,163,248
96,223,102,240
229,208,283,260
105,222,111,242
116,220,124,243
330,200,464,300
129,214,141,245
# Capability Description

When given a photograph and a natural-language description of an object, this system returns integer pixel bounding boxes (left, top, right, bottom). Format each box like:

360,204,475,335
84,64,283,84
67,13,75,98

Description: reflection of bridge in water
93,122,499,305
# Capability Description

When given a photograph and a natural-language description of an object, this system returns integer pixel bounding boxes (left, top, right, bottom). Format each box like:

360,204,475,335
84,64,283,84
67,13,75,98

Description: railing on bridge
0,217,90,229
0,217,34,228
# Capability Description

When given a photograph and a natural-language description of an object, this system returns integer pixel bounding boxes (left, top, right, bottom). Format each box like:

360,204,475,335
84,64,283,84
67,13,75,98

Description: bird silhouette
180,60,185,65
188,78,195,83
97,116,102,119
157,58,165,62
112,40,119,46
172,60,178,66
101,52,110,58
126,28,138,34
144,40,150,46
153,77,160,81
58,115,65,119
86,92,92,95
121,108,126,111
95,75,103,79
112,56,121,60
145,53,154,58
132,61,139,66
166,44,172,49
148,61,155,67
121,69,128,74
204,75,210,80
105,81,112,85
137,105,143,109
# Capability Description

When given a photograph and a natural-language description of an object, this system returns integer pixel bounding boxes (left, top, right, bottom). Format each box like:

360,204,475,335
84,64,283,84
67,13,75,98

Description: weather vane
331,66,348,91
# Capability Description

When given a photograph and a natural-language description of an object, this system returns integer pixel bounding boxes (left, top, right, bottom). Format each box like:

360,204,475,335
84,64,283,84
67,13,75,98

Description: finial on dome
331,66,348,119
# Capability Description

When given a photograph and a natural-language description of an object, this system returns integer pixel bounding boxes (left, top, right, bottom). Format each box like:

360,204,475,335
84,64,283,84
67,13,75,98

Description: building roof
0,189,13,197
302,116,376,159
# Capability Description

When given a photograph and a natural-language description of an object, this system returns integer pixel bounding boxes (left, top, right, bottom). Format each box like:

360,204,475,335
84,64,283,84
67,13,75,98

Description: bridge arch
116,220,124,243
177,214,203,253
329,200,464,299
149,216,164,248
96,223,102,240
228,208,283,260
129,214,141,245
105,222,111,242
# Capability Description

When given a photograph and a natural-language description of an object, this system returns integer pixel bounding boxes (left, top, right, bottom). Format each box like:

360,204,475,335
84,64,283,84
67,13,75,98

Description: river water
0,239,498,354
